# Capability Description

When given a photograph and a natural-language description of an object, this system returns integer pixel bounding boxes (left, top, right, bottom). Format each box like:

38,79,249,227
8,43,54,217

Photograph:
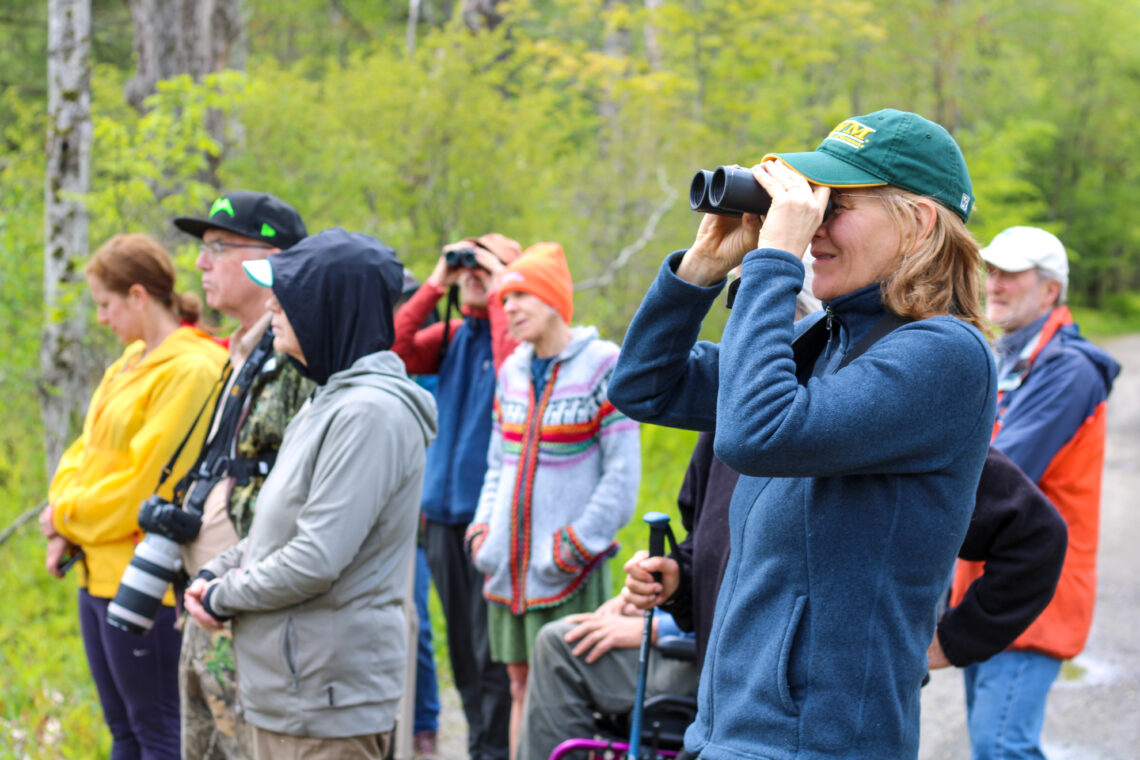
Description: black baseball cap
173,190,307,248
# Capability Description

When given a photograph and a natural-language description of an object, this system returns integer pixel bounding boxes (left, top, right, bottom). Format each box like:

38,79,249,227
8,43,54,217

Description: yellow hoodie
49,326,228,599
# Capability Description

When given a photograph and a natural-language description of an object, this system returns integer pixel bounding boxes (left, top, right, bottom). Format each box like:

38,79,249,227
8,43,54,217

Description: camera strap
171,328,279,516
437,283,461,365
156,367,228,494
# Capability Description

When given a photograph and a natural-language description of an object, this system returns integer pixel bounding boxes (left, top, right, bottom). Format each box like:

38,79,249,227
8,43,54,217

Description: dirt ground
433,335,1140,759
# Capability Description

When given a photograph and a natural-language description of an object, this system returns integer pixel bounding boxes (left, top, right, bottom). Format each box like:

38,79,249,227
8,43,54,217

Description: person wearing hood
951,226,1120,760
183,228,439,759
465,243,641,759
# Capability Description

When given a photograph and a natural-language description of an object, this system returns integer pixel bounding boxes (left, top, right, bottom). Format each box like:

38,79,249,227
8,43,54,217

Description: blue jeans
413,545,441,734
78,589,181,760
963,650,1061,760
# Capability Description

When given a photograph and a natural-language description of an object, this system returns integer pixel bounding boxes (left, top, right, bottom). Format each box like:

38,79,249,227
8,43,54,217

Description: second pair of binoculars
445,247,487,271
690,166,835,220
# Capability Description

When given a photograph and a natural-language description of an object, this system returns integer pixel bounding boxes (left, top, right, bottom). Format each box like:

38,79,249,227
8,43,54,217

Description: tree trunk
462,0,504,31
123,0,245,184
41,0,93,477
123,0,245,109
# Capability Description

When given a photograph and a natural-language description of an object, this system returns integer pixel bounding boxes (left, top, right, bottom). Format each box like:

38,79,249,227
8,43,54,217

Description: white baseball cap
981,226,1068,298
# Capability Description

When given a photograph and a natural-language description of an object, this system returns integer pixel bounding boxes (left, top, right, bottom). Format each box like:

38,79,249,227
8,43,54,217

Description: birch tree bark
41,0,92,476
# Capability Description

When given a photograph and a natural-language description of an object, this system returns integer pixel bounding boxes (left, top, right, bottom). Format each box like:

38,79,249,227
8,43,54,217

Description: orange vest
951,307,1104,660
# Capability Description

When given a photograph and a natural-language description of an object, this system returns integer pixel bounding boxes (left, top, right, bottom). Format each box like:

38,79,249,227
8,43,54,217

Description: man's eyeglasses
199,240,274,259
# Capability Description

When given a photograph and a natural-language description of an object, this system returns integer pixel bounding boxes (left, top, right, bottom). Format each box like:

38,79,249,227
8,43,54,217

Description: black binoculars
690,166,836,220
445,247,485,271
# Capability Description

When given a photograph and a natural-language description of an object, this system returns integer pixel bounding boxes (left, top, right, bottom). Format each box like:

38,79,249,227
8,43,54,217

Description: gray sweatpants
518,617,699,760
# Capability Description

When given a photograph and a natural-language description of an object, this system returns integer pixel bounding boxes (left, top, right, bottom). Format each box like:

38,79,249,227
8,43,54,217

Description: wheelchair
547,635,699,760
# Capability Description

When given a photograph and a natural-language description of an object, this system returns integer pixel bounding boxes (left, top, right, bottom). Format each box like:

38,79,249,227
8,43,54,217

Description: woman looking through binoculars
609,109,997,760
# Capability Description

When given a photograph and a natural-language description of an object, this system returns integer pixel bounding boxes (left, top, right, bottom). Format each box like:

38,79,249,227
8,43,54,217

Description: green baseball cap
763,108,975,221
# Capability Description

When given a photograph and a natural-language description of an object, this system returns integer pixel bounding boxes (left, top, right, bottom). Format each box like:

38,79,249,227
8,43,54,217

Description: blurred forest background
1,0,1138,755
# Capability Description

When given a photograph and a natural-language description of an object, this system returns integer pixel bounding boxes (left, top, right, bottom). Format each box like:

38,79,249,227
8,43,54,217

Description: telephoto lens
445,247,481,270
106,532,183,634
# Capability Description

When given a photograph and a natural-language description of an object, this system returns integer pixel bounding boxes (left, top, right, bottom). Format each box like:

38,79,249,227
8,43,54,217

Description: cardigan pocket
551,526,589,574
777,595,808,715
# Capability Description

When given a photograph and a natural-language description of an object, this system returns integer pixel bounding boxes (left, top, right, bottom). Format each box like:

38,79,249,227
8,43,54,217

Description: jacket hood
126,325,225,372
512,325,598,364
270,227,404,385
324,351,439,447
1061,323,1121,394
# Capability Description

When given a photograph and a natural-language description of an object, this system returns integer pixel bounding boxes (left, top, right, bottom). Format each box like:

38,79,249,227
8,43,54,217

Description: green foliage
0,523,108,759
609,424,699,595
1070,294,1140,340
5,0,1140,748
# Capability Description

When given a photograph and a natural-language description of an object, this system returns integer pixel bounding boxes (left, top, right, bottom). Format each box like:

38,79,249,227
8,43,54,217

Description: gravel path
432,336,1140,759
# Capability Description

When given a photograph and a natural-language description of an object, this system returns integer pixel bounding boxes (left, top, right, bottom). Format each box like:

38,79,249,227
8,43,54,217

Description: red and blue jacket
952,305,1120,660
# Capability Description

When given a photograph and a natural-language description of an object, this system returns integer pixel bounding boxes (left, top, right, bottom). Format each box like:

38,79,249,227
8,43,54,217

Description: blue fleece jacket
609,249,997,760
420,315,496,525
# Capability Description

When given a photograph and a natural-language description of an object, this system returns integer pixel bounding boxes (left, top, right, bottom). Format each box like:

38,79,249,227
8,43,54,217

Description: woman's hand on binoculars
621,549,680,610
752,160,831,259
678,212,762,286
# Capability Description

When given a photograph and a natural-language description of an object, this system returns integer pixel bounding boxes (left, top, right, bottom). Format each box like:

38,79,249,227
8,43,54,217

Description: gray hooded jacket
204,350,438,738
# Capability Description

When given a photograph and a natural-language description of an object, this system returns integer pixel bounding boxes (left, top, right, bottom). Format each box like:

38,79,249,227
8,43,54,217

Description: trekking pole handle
629,511,675,760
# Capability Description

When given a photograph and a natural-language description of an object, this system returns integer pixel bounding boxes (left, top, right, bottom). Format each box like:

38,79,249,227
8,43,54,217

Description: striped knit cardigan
468,326,640,613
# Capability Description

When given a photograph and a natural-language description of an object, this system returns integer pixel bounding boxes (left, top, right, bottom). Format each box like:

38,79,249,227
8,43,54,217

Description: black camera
106,496,201,635
445,247,485,271
137,495,202,543
690,166,836,220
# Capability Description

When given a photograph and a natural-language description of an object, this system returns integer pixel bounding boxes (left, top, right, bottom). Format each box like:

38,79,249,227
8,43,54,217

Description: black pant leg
424,520,510,760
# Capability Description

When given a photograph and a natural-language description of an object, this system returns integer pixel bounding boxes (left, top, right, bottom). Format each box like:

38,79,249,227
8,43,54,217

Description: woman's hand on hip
752,160,831,259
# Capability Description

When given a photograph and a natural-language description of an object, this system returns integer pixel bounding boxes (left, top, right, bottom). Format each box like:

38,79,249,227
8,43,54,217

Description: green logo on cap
260,223,277,237
209,197,235,218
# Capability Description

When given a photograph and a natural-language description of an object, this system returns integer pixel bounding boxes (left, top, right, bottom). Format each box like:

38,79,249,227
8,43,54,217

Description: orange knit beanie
498,242,574,323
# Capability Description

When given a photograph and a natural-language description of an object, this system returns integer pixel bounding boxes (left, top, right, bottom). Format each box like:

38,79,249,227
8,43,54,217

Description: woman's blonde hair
86,233,201,324
871,188,988,337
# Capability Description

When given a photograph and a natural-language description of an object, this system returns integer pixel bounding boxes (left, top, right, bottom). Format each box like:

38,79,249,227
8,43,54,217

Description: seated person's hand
184,577,225,633
593,595,639,617
621,550,680,610
563,610,653,664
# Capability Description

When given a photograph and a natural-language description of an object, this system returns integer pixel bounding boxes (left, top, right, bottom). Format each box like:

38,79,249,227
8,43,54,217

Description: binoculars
690,166,836,220
445,247,484,270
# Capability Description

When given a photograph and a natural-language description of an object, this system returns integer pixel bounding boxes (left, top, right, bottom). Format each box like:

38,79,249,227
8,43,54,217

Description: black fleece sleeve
938,447,1068,667
659,431,715,631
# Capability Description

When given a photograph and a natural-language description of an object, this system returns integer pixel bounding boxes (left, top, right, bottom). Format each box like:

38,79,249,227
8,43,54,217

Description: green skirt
487,565,612,664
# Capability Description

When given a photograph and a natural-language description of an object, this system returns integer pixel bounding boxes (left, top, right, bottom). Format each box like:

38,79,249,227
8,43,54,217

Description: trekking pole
628,511,676,760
